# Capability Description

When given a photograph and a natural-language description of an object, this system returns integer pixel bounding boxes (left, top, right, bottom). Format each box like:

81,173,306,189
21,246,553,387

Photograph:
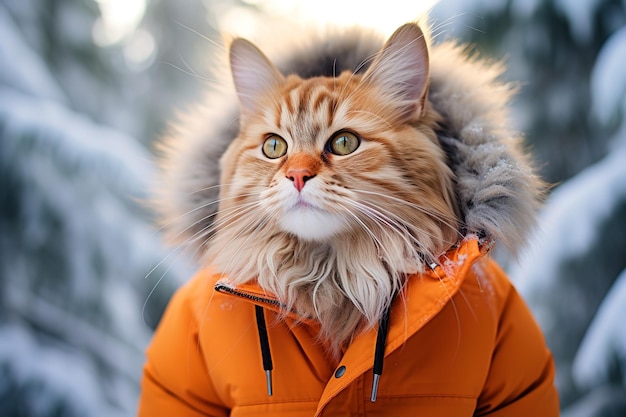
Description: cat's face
214,23,459,265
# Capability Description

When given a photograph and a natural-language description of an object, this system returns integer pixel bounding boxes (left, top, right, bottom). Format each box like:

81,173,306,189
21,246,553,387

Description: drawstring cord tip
255,306,274,397
370,373,381,402
265,370,273,396
371,298,392,403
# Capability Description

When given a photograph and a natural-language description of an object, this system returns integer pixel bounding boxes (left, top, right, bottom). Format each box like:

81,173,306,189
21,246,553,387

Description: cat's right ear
230,38,285,115
362,23,430,121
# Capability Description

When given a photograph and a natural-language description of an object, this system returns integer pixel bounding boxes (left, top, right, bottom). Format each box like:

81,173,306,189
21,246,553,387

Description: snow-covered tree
433,0,624,184
511,22,626,415
0,0,201,414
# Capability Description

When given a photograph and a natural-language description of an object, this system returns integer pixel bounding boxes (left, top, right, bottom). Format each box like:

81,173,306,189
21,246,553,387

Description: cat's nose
286,169,316,192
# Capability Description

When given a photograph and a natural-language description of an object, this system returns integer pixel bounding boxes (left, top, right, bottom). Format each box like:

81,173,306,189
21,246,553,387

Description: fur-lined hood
156,25,543,258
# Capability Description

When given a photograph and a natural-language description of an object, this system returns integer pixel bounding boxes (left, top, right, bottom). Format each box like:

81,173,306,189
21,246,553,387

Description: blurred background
1,0,625,415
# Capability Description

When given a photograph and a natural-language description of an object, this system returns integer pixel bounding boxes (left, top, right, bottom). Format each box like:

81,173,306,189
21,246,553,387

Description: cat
155,20,542,360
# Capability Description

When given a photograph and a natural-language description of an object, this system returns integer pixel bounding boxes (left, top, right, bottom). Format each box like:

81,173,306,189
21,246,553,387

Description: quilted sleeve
475,270,560,416
137,277,229,417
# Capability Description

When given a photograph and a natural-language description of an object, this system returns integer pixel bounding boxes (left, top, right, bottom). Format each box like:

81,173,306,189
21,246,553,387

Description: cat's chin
280,207,347,241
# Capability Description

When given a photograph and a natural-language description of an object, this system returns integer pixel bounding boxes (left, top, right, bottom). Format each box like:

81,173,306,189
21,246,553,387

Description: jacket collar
214,235,489,341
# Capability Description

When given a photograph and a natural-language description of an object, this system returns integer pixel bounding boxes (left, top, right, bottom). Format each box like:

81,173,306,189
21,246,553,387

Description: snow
430,0,508,37
0,19,186,412
561,385,626,417
510,143,626,297
0,88,152,190
554,0,602,42
432,0,507,17
591,27,626,124
510,0,542,18
0,321,127,417
0,6,65,101
571,267,626,388
0,85,175,414
5,283,147,391
0,86,163,297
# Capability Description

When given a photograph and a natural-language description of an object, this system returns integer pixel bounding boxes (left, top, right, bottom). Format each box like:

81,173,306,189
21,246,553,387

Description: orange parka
138,238,559,416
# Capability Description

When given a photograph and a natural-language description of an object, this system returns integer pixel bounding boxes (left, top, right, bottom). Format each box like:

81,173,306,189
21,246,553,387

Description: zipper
214,282,317,324
214,282,285,309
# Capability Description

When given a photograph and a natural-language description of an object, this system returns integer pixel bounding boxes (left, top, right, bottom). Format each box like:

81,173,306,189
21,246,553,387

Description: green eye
262,135,288,159
328,131,360,155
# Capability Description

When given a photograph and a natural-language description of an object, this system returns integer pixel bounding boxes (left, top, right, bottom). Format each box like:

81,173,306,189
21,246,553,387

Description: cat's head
210,23,460,271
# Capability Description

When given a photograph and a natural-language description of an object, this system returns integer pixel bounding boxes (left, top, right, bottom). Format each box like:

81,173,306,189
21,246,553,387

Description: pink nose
286,169,315,191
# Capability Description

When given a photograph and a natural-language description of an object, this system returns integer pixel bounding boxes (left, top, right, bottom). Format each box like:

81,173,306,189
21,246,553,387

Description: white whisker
156,191,258,233
147,200,262,282
351,188,462,232
162,62,214,83
341,198,415,248
175,21,226,51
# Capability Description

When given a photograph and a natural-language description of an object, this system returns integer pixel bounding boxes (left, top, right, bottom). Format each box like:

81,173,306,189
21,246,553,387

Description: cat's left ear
230,38,285,115
363,23,430,120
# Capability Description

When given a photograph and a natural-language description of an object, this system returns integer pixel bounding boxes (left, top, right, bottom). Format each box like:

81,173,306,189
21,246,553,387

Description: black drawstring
371,302,392,402
255,305,273,396
254,302,392,401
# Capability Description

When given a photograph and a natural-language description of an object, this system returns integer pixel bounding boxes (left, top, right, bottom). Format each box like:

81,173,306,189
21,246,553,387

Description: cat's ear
363,23,430,120
230,38,285,115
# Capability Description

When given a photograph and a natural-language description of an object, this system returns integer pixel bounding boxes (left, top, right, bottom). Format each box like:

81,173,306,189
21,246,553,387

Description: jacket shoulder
138,269,231,416
465,258,560,415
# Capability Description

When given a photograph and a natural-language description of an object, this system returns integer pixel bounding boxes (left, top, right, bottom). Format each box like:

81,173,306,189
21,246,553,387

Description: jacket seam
232,398,321,407
373,393,476,400
230,394,477,407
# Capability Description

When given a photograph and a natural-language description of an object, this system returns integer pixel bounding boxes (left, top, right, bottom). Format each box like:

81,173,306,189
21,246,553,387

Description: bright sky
92,0,147,46
91,0,437,68
92,0,437,42
227,0,438,37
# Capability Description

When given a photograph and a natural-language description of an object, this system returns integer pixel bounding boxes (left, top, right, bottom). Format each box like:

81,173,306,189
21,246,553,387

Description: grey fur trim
156,28,543,258
429,43,544,253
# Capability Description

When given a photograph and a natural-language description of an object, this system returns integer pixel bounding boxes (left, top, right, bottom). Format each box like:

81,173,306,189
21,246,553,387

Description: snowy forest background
1,0,625,415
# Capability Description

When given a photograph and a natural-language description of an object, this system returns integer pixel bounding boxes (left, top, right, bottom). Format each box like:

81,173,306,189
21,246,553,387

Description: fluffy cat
156,21,542,357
